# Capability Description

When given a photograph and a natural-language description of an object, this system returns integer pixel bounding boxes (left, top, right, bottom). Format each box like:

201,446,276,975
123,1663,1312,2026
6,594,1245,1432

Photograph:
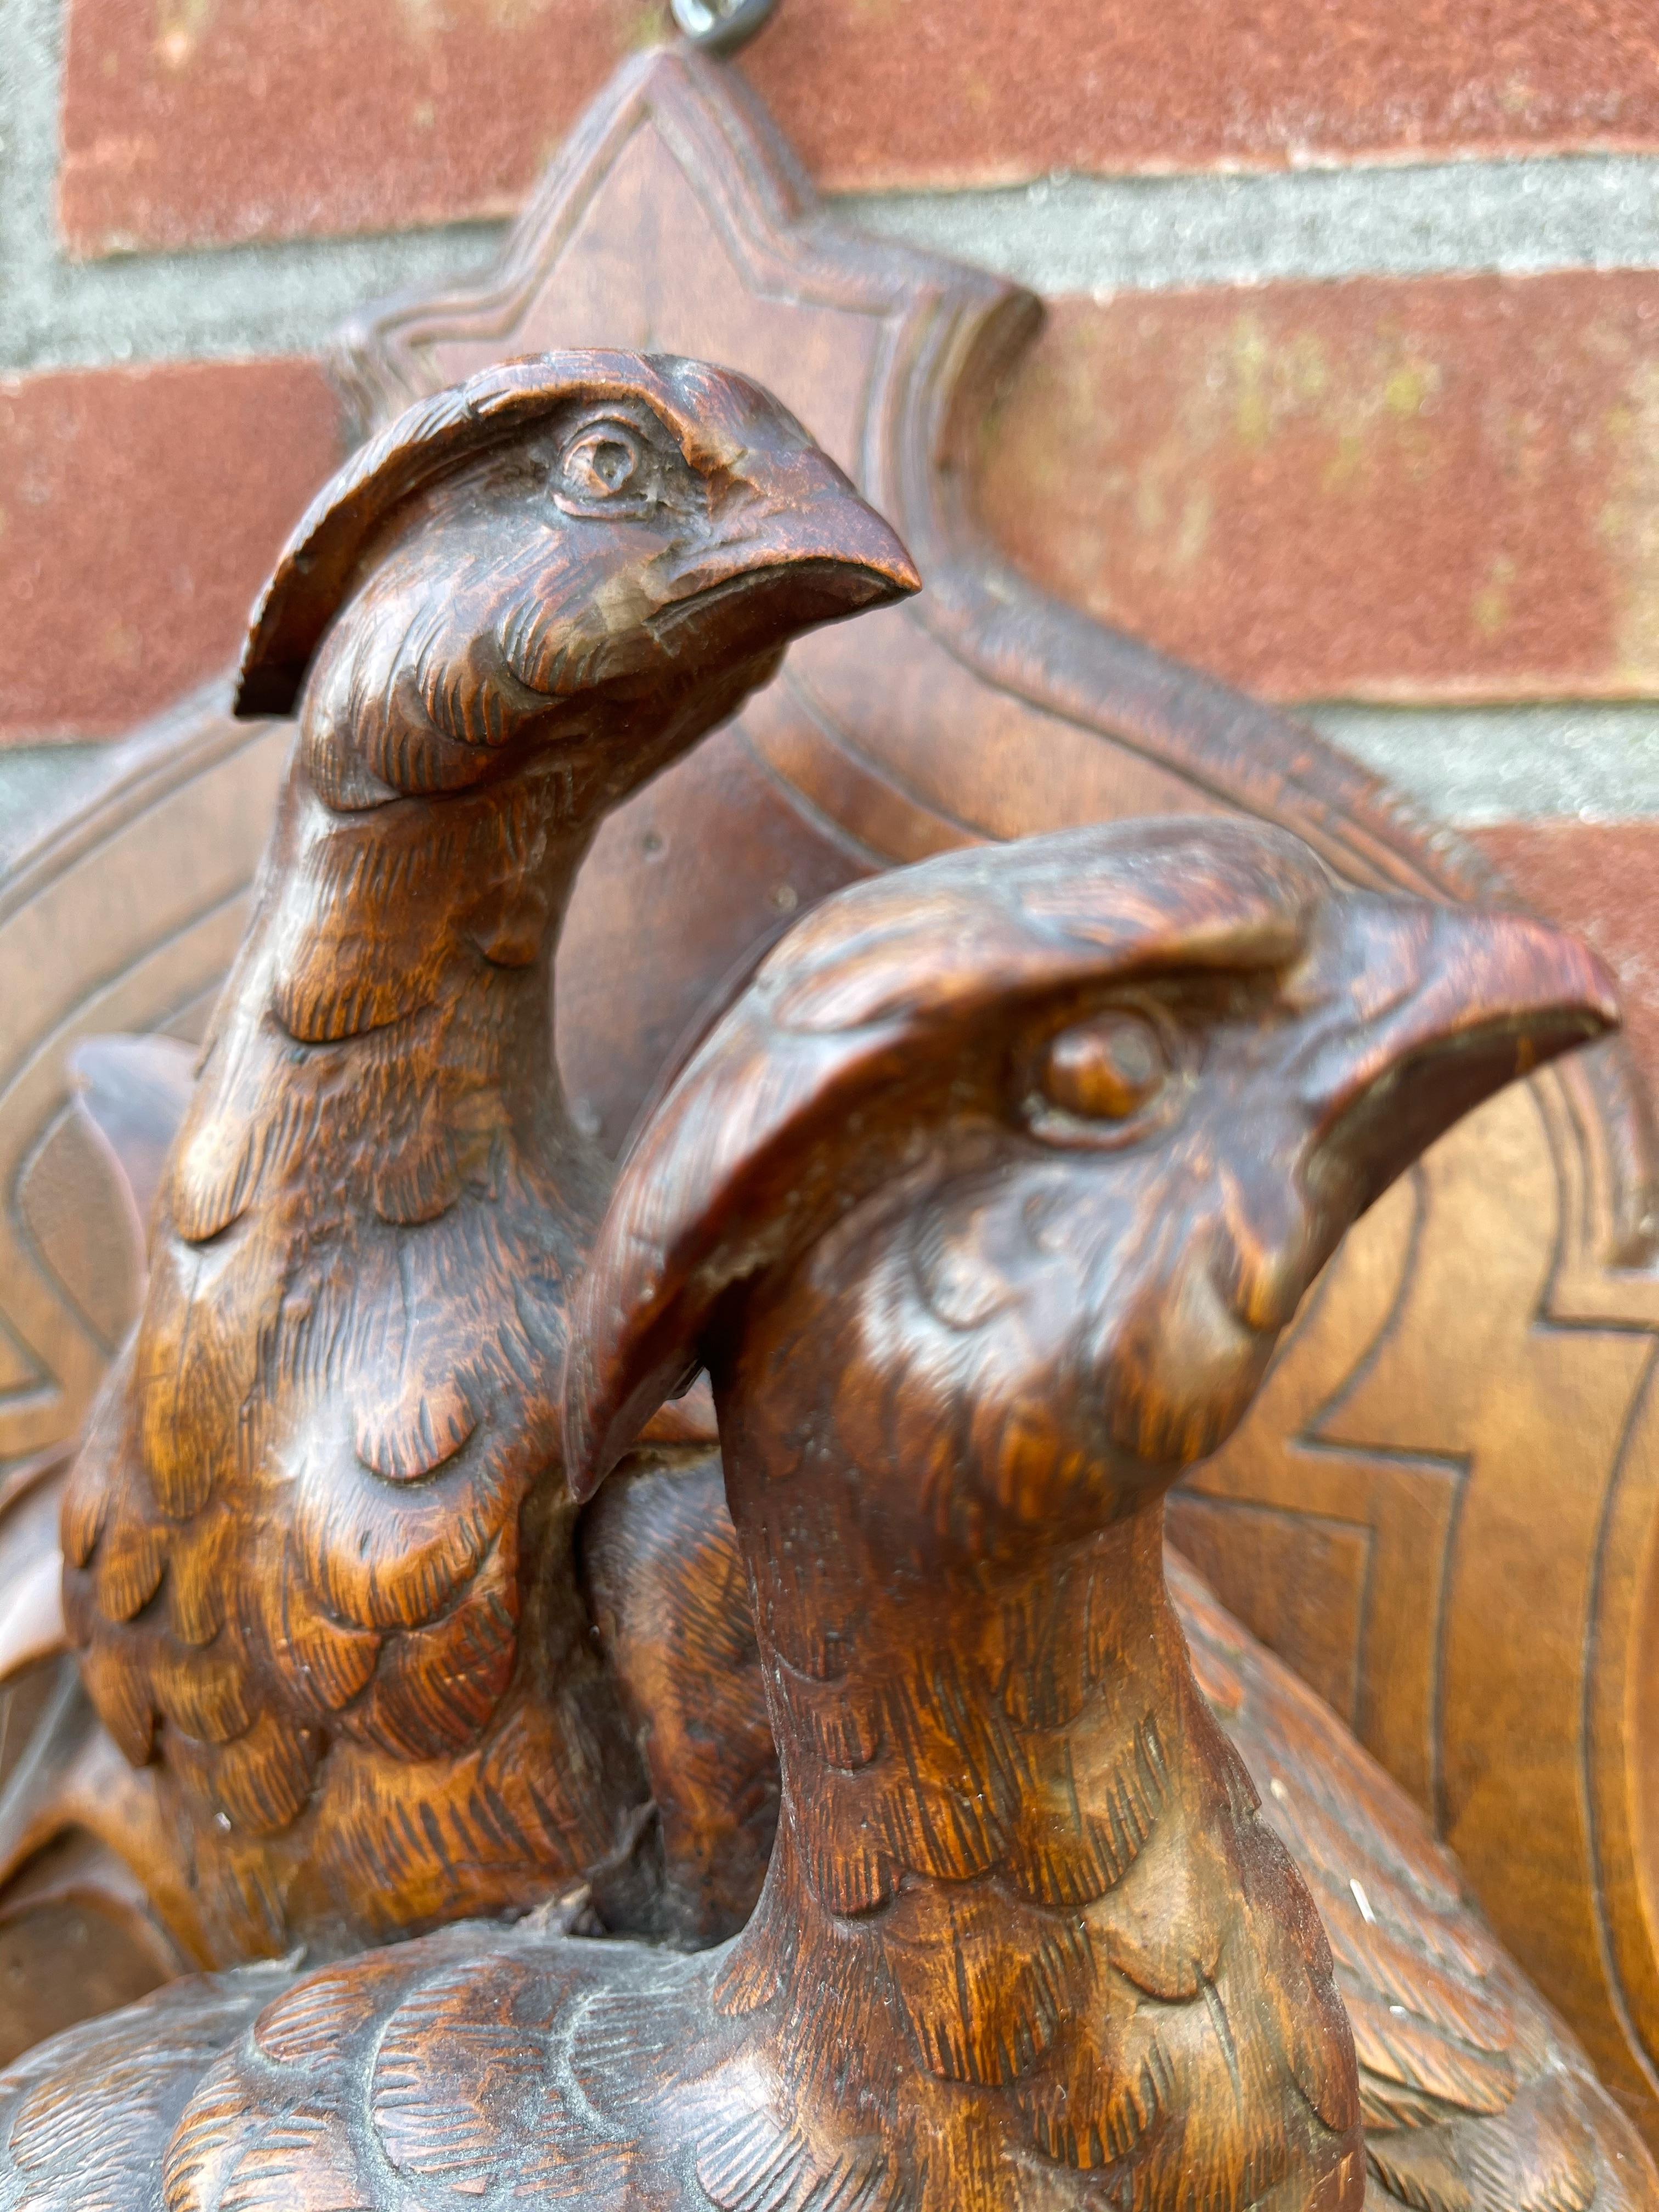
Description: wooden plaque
4,42,1659,2131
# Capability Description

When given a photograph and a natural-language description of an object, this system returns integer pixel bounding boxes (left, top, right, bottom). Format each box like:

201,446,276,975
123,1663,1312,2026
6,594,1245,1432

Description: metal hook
671,0,780,57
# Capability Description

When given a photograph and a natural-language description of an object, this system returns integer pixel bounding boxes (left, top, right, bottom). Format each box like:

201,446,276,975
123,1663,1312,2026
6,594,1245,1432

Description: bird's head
234,351,919,808
565,820,1617,1536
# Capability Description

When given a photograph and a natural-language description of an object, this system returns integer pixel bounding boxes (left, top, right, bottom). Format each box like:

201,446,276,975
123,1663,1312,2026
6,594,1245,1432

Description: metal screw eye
671,0,781,57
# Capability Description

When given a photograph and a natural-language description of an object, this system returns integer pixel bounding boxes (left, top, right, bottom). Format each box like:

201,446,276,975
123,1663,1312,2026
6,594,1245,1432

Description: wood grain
0,815,1629,2211
333,55,1659,2120
54,350,917,1965
2,33,1658,2131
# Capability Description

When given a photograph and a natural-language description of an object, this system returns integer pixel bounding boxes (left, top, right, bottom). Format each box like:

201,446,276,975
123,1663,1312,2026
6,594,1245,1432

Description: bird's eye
1042,1012,1166,1120
1021,1008,1178,1149
556,421,652,509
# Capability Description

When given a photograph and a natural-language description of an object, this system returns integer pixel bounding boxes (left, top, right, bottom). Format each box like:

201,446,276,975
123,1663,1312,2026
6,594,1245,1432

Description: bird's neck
173,740,605,1244
707,1317,1215,2197
292,751,587,1120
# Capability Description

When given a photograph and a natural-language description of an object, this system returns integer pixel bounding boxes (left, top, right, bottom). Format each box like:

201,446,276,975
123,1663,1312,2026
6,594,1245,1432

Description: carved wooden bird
594,1471,1659,2212
12,1052,1647,2207
0,816,1618,2212
55,349,918,1966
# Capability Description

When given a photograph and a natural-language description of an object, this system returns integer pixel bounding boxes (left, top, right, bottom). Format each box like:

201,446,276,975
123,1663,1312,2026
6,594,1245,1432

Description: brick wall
6,0,1659,1074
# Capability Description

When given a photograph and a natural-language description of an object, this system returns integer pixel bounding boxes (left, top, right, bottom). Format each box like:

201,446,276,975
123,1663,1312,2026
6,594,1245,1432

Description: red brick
1470,822,1659,1094
59,0,1659,256
0,361,345,743
977,273,1659,705
59,0,668,258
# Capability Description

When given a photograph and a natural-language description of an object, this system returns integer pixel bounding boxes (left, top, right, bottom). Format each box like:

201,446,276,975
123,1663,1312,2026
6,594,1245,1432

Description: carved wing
49,910,642,1946
0,1960,288,2212
57,1124,624,1957
0,1919,624,2212
582,1446,780,1946
1170,1547,1657,2212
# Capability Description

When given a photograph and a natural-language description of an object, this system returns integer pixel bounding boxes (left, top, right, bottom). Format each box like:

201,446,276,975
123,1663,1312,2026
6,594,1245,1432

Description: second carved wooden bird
53,349,918,1966
0,816,1622,2211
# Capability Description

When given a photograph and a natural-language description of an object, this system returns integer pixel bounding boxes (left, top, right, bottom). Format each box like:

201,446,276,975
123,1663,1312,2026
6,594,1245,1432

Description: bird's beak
655,450,921,646
1302,896,1621,1221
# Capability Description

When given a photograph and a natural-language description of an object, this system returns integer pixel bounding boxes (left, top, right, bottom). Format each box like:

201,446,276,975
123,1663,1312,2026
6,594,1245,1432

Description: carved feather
345,1531,520,1759
1169,1548,1654,2212
0,1966,285,2212
46,350,919,1971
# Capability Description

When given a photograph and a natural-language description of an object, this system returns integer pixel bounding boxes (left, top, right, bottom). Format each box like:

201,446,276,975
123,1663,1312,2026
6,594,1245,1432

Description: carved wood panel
4,42,1659,2130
